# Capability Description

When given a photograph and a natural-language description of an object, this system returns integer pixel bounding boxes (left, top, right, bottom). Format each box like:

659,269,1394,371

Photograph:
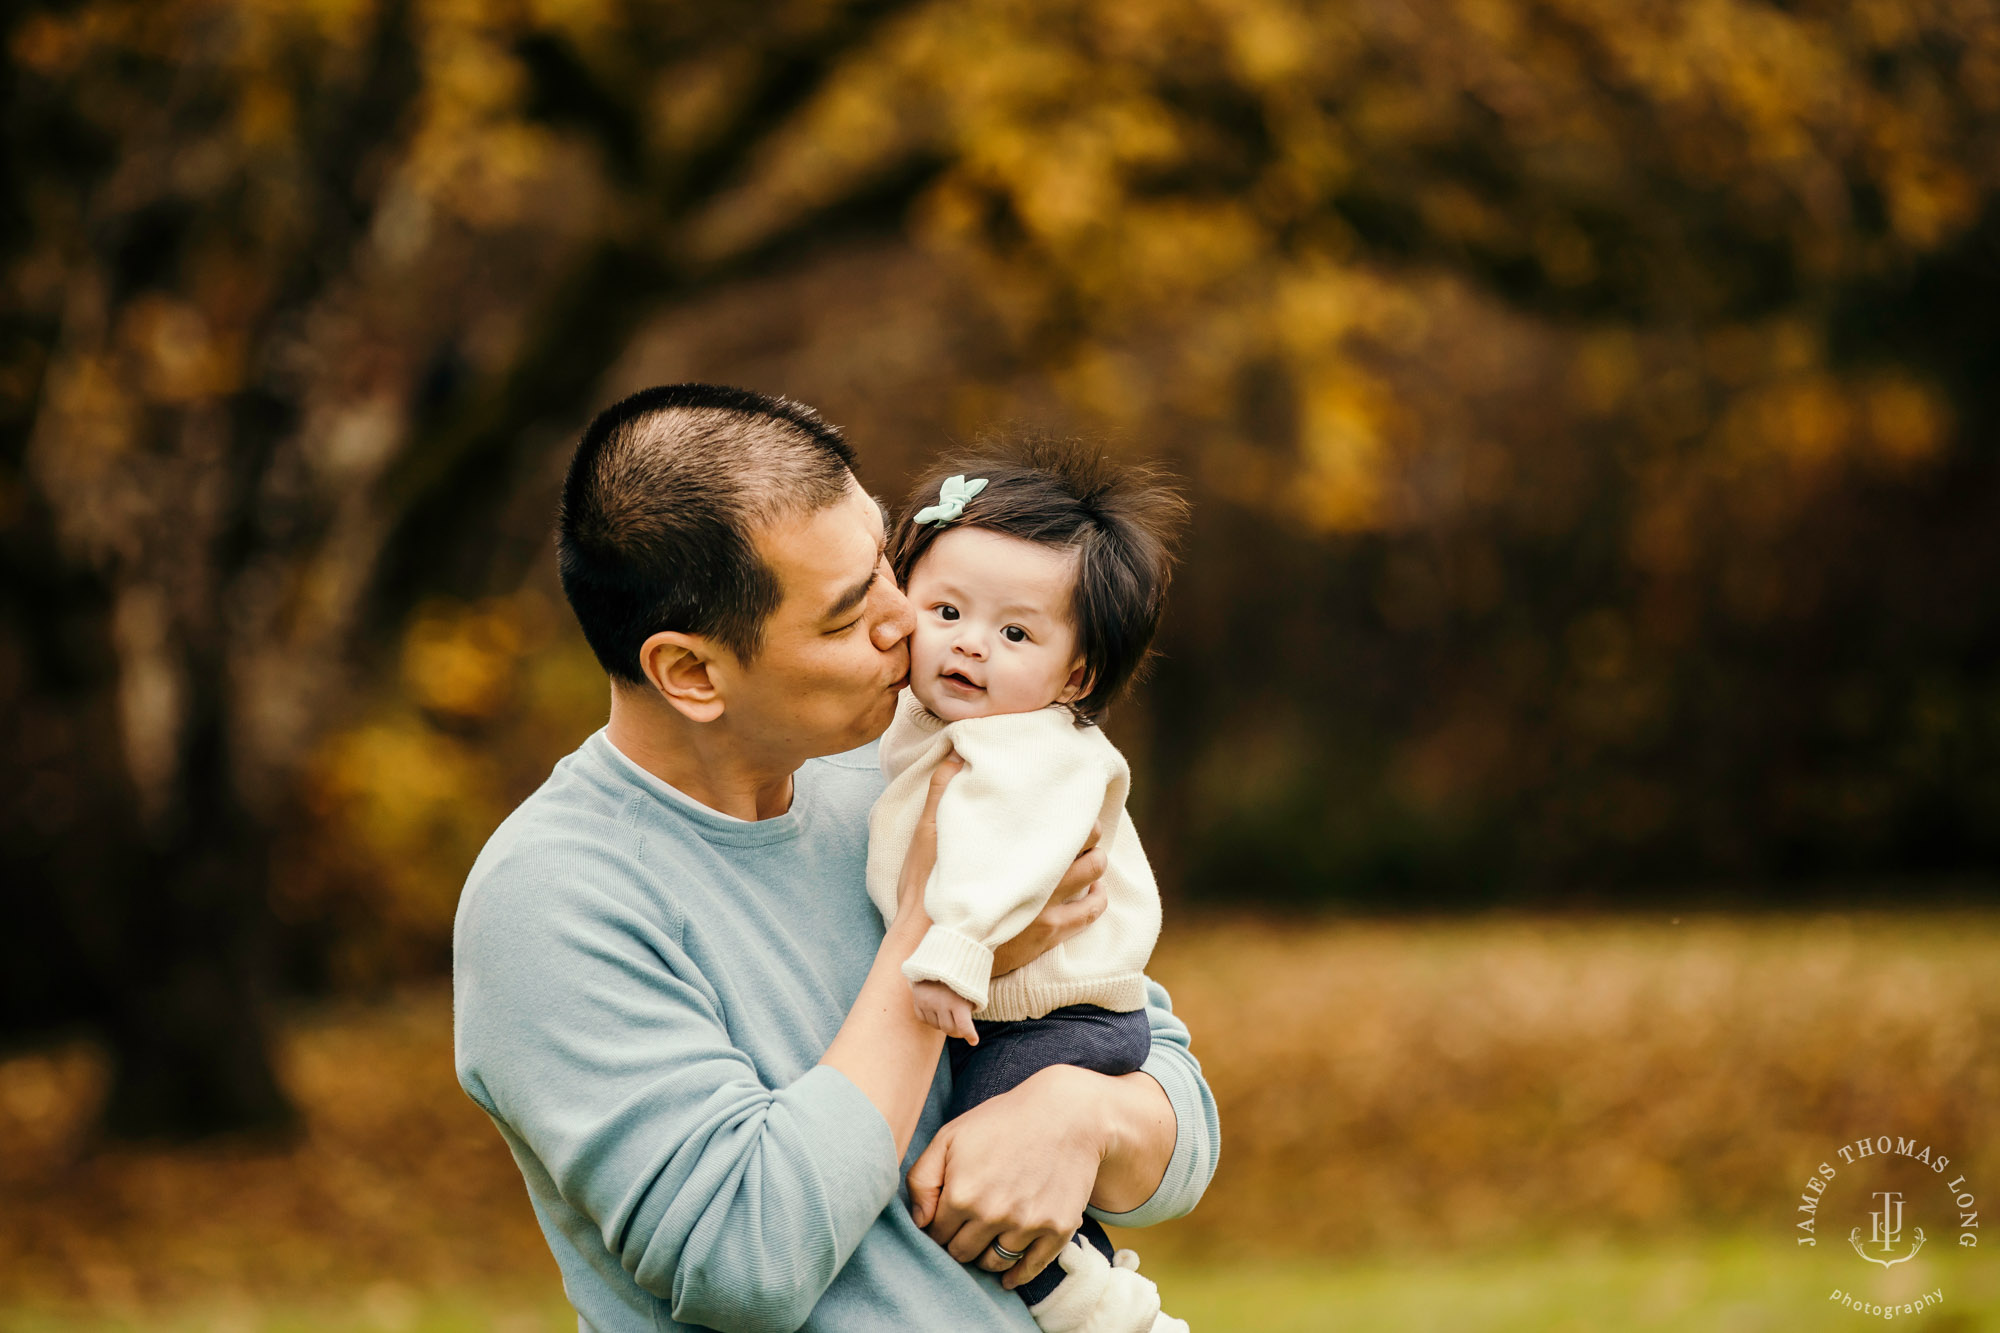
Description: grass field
1146,910,2000,1260
5,1238,1996,1332
2,910,1995,1329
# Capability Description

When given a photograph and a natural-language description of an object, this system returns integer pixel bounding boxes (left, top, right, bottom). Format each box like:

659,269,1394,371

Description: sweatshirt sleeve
454,844,900,1333
901,713,1113,1009
1086,977,1222,1229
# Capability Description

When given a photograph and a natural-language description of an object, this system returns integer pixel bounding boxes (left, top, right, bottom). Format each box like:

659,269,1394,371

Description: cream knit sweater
865,689,1161,1021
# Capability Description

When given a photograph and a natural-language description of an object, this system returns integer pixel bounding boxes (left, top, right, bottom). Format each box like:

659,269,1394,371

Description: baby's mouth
939,669,984,691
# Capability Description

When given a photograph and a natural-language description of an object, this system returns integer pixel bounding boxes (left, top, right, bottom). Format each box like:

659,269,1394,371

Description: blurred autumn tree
900,0,2000,901
0,0,943,1136
4,0,1997,1136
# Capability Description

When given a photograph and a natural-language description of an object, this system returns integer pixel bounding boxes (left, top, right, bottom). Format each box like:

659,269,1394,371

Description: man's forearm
1095,979,1219,1227
819,912,948,1158
1086,1068,1179,1214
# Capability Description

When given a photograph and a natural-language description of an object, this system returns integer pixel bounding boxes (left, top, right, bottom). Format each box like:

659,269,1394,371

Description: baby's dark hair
889,437,1187,722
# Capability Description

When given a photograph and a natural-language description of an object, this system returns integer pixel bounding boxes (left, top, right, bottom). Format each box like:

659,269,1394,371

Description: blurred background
2,0,1997,1328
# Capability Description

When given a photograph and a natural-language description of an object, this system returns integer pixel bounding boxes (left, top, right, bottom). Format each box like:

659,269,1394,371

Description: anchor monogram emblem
1849,1191,1926,1268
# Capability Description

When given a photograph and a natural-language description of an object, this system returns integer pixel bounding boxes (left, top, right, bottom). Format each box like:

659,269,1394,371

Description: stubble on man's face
731,481,914,760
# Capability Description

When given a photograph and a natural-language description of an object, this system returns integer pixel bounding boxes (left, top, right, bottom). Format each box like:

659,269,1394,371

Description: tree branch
219,0,421,575
363,150,946,630
514,29,646,185
669,0,926,212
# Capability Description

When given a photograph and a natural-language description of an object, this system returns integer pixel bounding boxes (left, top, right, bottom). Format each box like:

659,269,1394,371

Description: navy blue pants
945,1003,1153,1308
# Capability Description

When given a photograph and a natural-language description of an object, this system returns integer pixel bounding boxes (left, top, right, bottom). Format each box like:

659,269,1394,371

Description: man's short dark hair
888,437,1186,722
557,383,857,682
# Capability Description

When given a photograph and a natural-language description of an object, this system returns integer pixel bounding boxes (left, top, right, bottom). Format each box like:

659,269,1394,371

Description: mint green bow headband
914,474,988,526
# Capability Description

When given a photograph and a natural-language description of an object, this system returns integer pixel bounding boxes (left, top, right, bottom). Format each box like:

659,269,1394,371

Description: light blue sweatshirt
452,732,1219,1333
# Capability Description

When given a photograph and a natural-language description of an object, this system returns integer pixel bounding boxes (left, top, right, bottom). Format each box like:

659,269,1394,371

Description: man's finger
1058,881,1108,926
923,753,964,813
1083,882,1109,923
945,1216,1002,1265
904,755,959,866
1043,881,1108,947
979,1229,1037,1274
920,1174,971,1246
897,754,960,917
1056,847,1109,897
926,1202,969,1247
1002,1232,1070,1290
906,1139,946,1229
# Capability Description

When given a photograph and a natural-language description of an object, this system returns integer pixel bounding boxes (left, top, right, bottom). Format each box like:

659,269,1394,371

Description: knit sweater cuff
901,926,995,1010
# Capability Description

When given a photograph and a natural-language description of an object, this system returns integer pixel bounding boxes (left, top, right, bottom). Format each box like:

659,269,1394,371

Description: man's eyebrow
823,567,877,623
822,537,886,623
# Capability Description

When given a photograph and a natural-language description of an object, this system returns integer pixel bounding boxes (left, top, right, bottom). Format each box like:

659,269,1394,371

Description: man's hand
911,979,979,1043
905,1065,1107,1290
990,822,1110,977
894,754,963,925
819,750,962,1160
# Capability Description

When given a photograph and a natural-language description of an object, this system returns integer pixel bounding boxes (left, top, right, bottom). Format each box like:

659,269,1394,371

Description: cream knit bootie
1025,1238,1189,1333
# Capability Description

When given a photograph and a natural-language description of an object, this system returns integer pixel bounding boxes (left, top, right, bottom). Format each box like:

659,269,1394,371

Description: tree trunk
97,637,294,1140
97,852,293,1139
0,507,290,1136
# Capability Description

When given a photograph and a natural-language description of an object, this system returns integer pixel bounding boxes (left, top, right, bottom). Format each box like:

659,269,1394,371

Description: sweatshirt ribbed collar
589,730,813,848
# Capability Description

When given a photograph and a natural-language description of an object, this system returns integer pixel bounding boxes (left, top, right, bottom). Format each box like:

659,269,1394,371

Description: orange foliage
2,913,1992,1316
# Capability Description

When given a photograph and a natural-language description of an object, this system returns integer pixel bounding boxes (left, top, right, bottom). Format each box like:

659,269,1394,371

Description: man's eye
1002,625,1028,643
938,605,959,621
829,618,862,635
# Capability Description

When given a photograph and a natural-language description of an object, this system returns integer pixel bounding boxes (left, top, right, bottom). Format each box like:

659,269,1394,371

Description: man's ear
638,631,726,723
1057,658,1092,705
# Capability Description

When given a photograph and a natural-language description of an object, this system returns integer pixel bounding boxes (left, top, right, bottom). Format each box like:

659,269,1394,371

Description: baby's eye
937,604,959,621
1002,625,1029,643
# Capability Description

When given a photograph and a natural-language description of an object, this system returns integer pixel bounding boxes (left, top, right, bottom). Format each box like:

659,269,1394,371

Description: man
453,384,1218,1332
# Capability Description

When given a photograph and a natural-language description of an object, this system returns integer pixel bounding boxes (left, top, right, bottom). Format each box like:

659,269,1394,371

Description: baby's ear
1057,659,1091,705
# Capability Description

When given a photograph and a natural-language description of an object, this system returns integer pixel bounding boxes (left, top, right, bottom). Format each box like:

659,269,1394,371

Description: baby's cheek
905,621,943,667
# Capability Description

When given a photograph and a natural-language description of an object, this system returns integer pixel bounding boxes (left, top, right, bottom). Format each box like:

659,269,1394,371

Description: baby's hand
911,979,979,1044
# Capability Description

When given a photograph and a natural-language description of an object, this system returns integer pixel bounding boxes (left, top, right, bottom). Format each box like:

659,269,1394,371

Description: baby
865,441,1190,1333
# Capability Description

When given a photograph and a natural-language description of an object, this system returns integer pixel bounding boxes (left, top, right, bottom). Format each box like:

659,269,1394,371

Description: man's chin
845,688,901,747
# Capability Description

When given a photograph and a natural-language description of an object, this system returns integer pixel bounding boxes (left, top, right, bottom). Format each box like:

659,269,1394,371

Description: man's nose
870,577,915,651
